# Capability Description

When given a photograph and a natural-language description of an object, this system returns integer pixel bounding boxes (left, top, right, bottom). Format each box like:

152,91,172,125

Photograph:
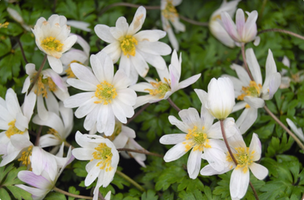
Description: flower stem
258,28,304,41
53,187,93,199
167,98,181,112
220,120,259,200
127,103,150,124
27,54,47,94
35,125,43,146
17,38,28,64
115,170,145,192
179,15,208,26
117,148,163,158
241,43,254,81
263,105,304,151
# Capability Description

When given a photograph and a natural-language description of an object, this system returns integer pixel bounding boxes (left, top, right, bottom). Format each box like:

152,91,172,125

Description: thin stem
167,98,181,112
99,2,159,16
17,38,28,64
179,15,208,27
257,0,268,24
117,148,163,158
241,43,254,81
53,187,93,199
249,182,259,200
27,54,47,94
258,29,304,41
263,105,304,151
35,126,43,146
115,170,145,192
127,103,150,124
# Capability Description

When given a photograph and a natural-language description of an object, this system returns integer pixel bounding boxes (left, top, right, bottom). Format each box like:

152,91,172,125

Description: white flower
67,20,91,32
0,89,36,166
22,63,69,120
159,107,238,179
131,50,201,108
225,48,281,133
7,7,31,31
72,131,119,200
286,118,304,142
160,0,185,50
64,51,137,136
200,133,268,199
121,138,147,167
209,0,240,48
221,8,259,46
32,14,77,73
94,6,171,83
280,56,291,89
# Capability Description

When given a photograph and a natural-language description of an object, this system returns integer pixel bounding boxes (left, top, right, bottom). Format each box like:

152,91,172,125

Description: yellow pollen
92,143,113,171
6,120,25,138
32,73,57,98
41,36,63,52
211,14,221,22
18,146,33,166
183,126,211,152
94,81,117,105
120,35,138,57
0,22,9,29
144,78,171,98
162,0,178,21
245,104,250,109
66,60,84,78
47,128,61,139
226,147,254,174
105,122,122,141
237,81,262,101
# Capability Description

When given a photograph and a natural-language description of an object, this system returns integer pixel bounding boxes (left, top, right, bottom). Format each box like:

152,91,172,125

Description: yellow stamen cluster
94,81,117,105
18,146,33,166
145,78,171,98
106,122,122,141
237,81,262,100
32,73,57,98
47,128,61,139
183,126,211,152
92,143,113,171
120,35,138,57
226,147,254,173
66,60,84,78
0,22,9,29
6,120,25,138
41,36,63,52
162,0,178,21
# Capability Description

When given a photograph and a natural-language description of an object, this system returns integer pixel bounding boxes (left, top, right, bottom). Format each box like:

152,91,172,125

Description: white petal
64,92,94,108
286,118,304,142
71,63,99,86
67,78,96,91
47,55,63,73
187,149,202,179
163,142,188,162
250,163,268,180
244,96,264,109
127,6,146,35
236,108,257,134
249,133,261,161
84,162,100,186
230,168,249,199
168,115,189,133
94,24,116,43
246,48,262,84
159,134,186,145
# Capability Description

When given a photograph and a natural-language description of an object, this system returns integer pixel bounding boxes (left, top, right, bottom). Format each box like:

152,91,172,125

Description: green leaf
45,191,67,200
141,189,158,200
155,165,187,191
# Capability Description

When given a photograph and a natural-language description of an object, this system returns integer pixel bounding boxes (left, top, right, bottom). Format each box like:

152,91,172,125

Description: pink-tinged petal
249,133,261,161
94,24,116,43
71,63,99,85
64,92,94,108
135,30,166,42
163,142,188,162
236,108,257,134
266,72,281,100
127,6,146,35
16,184,48,200
18,171,51,189
47,55,63,73
43,69,67,92
187,149,202,179
235,9,245,40
230,168,250,199
159,134,186,145
243,11,258,42
250,163,268,180
221,11,240,42
67,78,96,91
245,48,262,85
209,20,235,48
168,115,189,133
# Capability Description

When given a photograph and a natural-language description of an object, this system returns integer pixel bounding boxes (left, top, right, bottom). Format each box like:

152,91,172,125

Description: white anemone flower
0,89,36,166
286,118,304,142
22,63,69,120
94,6,171,83
221,8,259,46
200,133,268,200
131,50,201,108
120,138,147,167
72,131,119,200
64,51,136,136
209,0,240,48
225,48,281,133
159,107,238,179
32,14,77,73
160,0,185,50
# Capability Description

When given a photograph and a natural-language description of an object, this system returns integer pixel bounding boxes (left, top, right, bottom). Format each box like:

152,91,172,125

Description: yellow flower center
0,22,9,29
144,78,171,98
106,122,122,141
162,0,178,21
18,145,33,166
226,147,254,173
32,73,57,98
41,36,63,52
6,120,25,138
94,81,117,105
92,143,113,171
120,35,138,57
183,126,211,152
237,81,262,101
47,128,61,140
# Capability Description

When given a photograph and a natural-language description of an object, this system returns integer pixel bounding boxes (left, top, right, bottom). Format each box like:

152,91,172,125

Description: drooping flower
64,51,136,136
72,131,119,200
160,0,185,50
280,56,291,89
94,6,171,83
32,14,77,73
131,50,201,108
221,8,259,46
286,118,304,142
224,48,281,133
160,107,238,179
7,7,31,31
209,0,241,48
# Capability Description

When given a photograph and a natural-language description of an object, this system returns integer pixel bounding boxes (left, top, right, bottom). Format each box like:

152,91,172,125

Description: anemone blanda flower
32,14,77,73
224,48,281,133
286,118,304,142
209,0,240,48
160,0,185,50
72,131,119,200
22,63,69,120
94,6,171,83
64,51,137,136
0,89,36,166
131,50,201,108
159,107,238,179
221,8,259,46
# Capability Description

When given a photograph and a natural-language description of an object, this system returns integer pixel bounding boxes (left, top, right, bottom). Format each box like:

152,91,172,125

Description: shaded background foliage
1,0,304,199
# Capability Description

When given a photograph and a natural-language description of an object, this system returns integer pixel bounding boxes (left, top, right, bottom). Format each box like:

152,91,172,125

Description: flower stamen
120,35,138,57
237,81,262,100
6,120,25,138
94,81,117,105
41,36,63,52
18,145,33,166
183,126,211,152
162,0,178,21
145,78,171,98
92,143,113,172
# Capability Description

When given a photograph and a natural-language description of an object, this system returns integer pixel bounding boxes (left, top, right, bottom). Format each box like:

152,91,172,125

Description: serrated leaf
45,191,67,200
155,165,186,191
141,189,158,200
